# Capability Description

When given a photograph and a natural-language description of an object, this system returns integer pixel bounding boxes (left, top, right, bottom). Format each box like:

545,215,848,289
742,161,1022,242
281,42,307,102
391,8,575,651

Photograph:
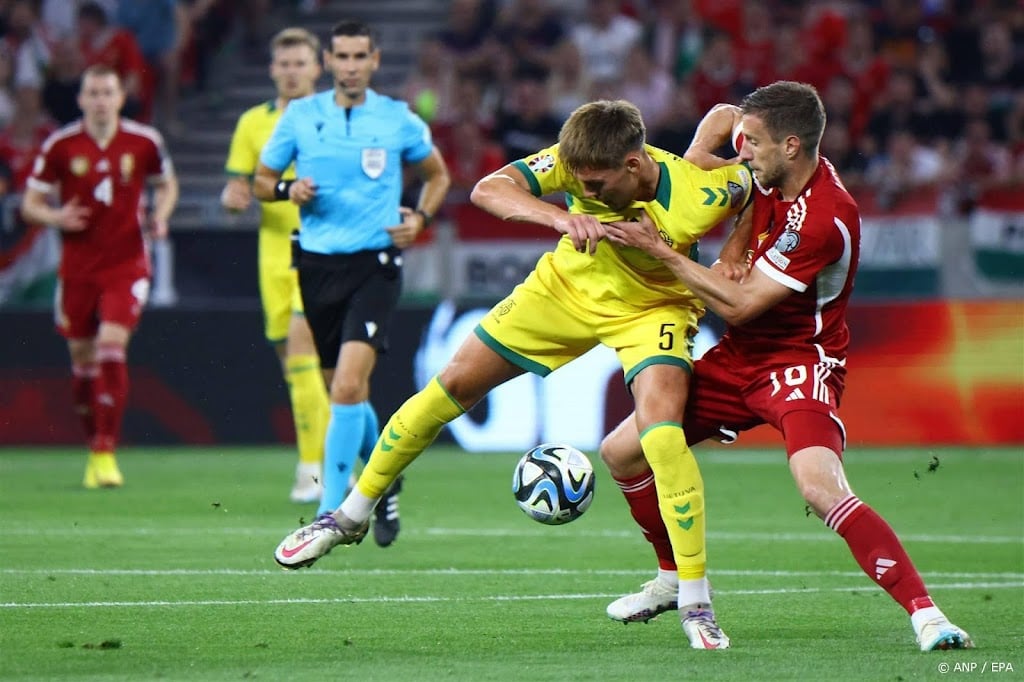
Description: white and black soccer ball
512,443,595,525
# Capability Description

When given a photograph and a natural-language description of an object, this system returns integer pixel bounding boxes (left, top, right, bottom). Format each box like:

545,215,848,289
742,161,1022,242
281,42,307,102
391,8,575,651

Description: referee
254,20,450,546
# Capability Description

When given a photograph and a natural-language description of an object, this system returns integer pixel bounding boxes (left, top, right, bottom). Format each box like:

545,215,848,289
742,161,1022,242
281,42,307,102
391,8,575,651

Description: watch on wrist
414,208,433,227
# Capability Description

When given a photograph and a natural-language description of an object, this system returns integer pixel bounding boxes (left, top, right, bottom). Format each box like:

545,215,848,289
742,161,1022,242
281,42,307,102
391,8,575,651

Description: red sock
614,468,676,571
92,343,128,453
825,494,934,614
71,363,98,442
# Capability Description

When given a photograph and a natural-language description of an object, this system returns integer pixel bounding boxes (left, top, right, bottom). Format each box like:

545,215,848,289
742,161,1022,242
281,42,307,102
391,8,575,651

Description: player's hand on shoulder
554,213,606,255
289,177,317,206
605,210,668,256
57,197,91,232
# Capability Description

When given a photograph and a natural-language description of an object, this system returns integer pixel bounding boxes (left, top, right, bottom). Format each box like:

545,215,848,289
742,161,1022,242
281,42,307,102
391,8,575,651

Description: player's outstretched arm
470,164,605,254
684,103,742,170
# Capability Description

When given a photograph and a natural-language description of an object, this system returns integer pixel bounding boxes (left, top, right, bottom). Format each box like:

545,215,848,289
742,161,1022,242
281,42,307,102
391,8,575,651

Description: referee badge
361,148,386,179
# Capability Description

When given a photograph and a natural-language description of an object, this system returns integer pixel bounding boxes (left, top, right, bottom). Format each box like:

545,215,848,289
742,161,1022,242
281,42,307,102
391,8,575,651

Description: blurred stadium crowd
409,0,1022,216
0,0,1020,305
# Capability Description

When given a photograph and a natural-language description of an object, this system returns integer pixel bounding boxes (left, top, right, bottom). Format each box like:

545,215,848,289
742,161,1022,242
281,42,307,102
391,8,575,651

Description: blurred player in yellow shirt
220,28,328,503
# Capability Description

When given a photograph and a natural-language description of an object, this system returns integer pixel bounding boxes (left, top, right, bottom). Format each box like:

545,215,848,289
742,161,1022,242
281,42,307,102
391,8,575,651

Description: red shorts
684,341,847,455
55,275,150,339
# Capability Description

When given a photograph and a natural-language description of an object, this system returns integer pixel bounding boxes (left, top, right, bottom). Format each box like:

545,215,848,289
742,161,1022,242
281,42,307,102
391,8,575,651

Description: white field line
1,568,1022,579
0,526,1020,545
2,581,1021,609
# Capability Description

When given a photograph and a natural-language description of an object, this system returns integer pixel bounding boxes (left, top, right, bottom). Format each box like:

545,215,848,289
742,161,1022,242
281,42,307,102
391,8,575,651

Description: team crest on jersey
527,154,555,174
728,169,751,207
361,148,386,179
120,153,135,181
70,156,89,176
774,230,800,253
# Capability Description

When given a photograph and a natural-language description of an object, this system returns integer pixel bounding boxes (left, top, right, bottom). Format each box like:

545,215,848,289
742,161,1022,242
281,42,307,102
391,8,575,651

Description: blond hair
270,27,321,56
558,100,646,173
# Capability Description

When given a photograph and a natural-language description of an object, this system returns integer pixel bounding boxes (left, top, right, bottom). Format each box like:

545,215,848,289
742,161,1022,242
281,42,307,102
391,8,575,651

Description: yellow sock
285,354,328,465
357,377,465,498
640,422,706,580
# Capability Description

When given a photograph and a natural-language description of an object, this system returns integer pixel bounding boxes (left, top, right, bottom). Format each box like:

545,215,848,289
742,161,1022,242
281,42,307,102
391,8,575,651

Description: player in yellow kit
221,27,328,503
274,100,752,649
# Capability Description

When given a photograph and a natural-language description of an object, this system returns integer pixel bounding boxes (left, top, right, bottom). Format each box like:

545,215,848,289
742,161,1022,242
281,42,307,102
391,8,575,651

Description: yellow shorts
476,255,700,385
258,229,304,343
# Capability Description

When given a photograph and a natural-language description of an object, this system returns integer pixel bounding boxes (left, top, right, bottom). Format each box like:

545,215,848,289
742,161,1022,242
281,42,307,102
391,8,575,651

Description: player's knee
599,421,646,478
328,377,369,404
789,447,849,517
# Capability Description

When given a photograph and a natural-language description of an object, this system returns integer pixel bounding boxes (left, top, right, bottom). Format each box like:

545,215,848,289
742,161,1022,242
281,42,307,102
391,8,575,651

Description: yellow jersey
512,143,753,313
224,100,299,236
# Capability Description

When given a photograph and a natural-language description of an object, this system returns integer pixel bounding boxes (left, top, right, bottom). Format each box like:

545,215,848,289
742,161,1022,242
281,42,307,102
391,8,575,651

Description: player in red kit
601,81,973,651
21,64,178,488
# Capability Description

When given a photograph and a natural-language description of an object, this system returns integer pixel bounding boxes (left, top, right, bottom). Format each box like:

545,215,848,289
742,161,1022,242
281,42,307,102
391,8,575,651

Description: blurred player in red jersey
21,64,179,488
602,81,973,652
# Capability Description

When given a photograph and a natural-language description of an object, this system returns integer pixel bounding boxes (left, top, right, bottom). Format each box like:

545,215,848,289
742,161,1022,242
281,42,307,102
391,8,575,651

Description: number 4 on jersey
93,176,112,206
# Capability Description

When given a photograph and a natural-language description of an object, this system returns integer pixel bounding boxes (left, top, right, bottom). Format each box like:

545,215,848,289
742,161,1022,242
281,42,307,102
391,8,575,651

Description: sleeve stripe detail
754,257,807,292
511,160,542,196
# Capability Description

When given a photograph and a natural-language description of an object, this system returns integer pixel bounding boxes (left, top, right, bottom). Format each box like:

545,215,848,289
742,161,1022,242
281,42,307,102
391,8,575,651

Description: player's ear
785,135,801,160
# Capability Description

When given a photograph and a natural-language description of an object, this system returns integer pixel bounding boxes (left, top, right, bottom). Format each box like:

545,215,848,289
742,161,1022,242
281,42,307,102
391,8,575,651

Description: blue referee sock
317,403,366,516
359,401,380,464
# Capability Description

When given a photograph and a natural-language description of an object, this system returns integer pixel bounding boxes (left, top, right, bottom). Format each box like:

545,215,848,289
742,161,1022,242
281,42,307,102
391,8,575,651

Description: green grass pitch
0,445,1021,681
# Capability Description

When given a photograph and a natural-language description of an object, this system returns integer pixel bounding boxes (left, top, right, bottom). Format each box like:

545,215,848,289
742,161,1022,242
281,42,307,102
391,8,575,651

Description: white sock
910,606,946,635
657,568,678,587
338,488,377,525
679,576,712,609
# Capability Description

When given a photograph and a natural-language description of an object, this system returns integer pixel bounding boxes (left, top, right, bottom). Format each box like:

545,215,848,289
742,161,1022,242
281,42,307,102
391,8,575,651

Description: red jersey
27,118,172,280
724,157,860,370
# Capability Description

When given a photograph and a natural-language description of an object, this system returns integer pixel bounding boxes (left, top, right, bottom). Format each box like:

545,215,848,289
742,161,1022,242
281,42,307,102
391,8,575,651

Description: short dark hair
330,20,378,51
741,81,826,157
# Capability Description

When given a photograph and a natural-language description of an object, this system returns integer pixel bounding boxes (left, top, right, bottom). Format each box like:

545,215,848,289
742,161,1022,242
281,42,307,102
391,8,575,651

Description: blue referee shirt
260,88,434,254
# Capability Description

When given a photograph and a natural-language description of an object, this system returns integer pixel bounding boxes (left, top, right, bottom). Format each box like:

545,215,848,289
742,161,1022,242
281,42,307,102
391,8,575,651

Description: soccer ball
512,443,595,525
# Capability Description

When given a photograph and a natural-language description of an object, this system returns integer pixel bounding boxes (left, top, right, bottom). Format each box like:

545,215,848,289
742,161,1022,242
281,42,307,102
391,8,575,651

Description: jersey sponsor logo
70,155,89,176
774,230,800,253
361,148,386,179
527,153,555,174
765,247,791,271
120,153,135,181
